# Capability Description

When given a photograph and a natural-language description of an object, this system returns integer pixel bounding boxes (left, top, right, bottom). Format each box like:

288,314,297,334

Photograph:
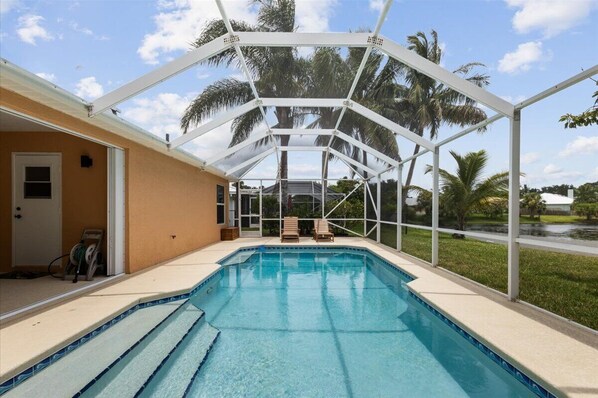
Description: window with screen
217,185,225,224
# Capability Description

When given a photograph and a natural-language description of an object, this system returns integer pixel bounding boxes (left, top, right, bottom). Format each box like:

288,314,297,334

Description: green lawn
386,228,598,330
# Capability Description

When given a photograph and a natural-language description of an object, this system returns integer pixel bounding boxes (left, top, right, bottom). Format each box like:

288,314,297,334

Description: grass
385,228,598,330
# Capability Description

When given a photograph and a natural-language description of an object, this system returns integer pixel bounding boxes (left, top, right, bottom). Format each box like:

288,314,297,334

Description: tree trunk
403,143,421,200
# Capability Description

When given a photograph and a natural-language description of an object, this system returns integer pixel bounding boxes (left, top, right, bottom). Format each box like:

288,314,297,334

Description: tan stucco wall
0,131,108,273
0,88,229,274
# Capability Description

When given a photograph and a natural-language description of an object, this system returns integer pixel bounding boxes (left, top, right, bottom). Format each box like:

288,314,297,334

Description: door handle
14,214,22,219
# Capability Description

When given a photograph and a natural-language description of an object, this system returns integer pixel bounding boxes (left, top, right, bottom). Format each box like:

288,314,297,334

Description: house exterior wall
0,88,229,274
545,204,571,212
0,131,108,273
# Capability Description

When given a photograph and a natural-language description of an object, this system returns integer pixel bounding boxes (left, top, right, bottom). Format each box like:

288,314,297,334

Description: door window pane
26,166,50,182
217,205,225,224
24,182,51,198
217,185,225,204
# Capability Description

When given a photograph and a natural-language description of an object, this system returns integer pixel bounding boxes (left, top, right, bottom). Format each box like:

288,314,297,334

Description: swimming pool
4,246,550,397
145,247,538,397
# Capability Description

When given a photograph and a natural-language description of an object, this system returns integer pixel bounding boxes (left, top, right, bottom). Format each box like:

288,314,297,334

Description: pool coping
1,237,596,397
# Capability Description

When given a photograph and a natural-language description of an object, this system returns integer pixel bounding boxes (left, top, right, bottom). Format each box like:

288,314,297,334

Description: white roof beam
279,146,327,151
226,147,276,176
329,148,377,176
169,99,258,149
272,128,334,136
206,130,269,166
235,32,371,47
261,98,344,108
377,36,515,117
336,130,398,167
90,34,230,116
348,100,435,150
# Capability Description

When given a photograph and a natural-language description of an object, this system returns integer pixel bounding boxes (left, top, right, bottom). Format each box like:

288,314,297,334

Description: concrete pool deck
0,237,596,397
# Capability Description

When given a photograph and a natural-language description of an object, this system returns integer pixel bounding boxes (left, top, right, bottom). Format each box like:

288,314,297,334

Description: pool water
175,248,534,397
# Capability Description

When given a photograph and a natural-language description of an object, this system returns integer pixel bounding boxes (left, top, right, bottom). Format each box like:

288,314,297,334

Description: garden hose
70,243,88,283
47,254,70,279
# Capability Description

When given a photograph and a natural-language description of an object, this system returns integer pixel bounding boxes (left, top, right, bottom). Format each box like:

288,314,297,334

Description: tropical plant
426,150,509,232
395,30,490,198
574,182,598,203
415,189,433,217
573,203,598,220
521,192,546,220
476,197,508,219
181,0,309,193
560,79,598,128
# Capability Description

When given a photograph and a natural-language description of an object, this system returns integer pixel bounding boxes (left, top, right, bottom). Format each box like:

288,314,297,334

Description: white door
12,153,62,266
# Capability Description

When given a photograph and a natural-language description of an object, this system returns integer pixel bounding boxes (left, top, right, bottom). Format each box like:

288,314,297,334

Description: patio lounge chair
314,219,334,242
281,217,300,242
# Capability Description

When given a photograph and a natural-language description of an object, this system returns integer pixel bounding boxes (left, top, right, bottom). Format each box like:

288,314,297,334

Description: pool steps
137,317,220,397
80,302,204,397
3,300,186,398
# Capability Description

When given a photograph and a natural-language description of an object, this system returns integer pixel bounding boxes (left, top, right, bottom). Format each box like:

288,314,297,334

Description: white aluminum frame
85,0,598,308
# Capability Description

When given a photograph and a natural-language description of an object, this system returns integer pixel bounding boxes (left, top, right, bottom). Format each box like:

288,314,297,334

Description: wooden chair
314,219,335,242
281,217,300,242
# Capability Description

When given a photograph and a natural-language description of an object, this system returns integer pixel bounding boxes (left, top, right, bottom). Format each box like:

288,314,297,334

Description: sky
1,0,597,189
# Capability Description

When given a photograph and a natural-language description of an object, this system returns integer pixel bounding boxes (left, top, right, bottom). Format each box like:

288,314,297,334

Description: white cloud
70,22,93,36
137,0,258,65
559,135,598,157
500,95,527,104
16,14,54,45
543,163,562,174
122,92,191,137
497,41,549,74
35,72,56,82
1,0,20,14
521,152,540,165
295,0,336,32
369,0,384,12
506,0,596,38
74,76,104,100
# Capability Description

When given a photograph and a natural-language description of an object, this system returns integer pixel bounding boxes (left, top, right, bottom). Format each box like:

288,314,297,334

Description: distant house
541,193,574,213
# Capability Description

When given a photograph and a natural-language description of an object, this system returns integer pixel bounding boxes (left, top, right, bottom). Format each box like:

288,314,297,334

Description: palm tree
396,30,490,194
181,0,309,186
426,150,508,232
309,46,400,181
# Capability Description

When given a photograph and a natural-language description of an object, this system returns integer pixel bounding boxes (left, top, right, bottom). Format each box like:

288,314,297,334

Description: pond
465,223,598,241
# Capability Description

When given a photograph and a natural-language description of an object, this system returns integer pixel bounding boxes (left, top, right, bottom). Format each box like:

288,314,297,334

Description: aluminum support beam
376,176,381,243
329,148,377,176
279,146,327,151
325,181,364,218
90,34,229,115
261,98,344,108
338,157,366,180
436,113,505,147
170,99,258,149
508,110,521,300
431,148,439,266
397,165,402,251
336,130,398,166
349,101,435,150
272,129,334,136
235,31,371,47
225,147,276,176
365,182,379,217
515,65,598,110
377,38,515,117
206,130,269,166
399,148,431,166
364,181,367,236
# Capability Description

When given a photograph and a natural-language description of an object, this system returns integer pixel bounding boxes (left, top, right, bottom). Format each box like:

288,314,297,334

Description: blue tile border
409,292,556,398
0,269,224,396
